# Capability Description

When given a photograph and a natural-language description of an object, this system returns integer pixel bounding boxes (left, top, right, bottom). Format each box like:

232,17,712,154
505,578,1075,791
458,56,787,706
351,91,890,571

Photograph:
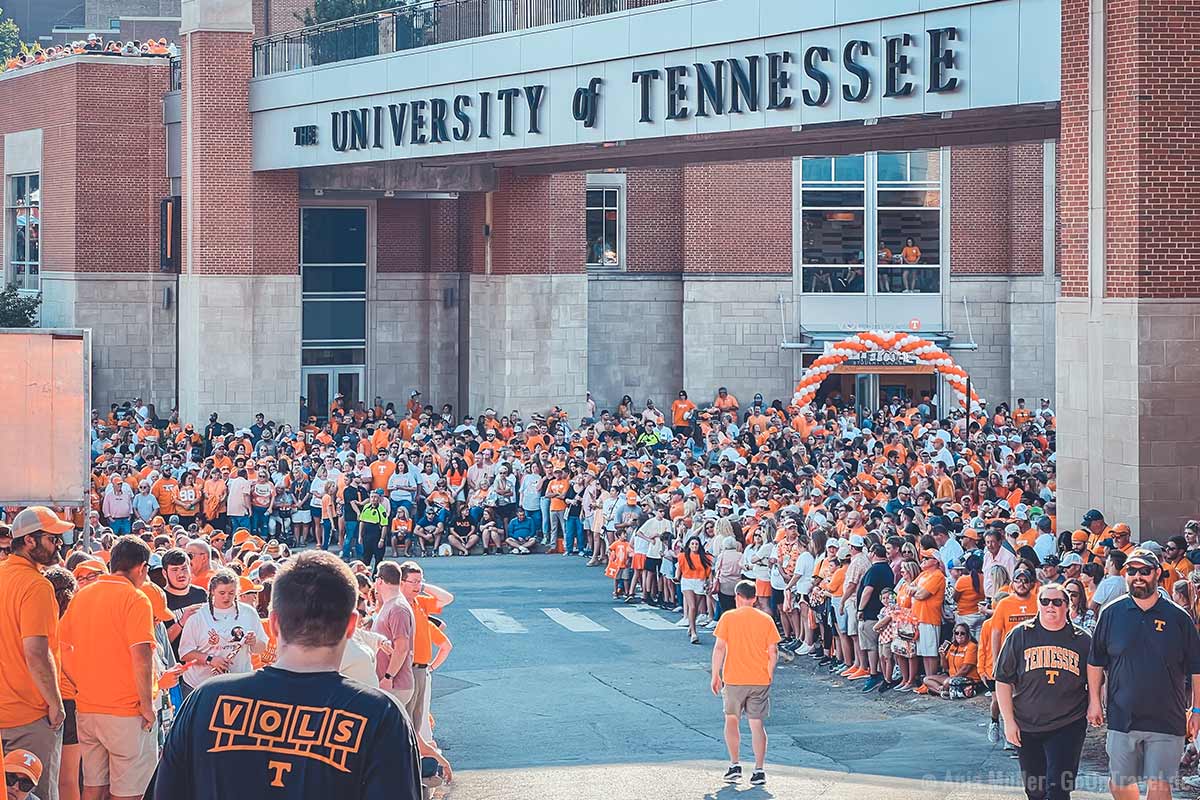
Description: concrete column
1056,0,1200,542
178,0,300,426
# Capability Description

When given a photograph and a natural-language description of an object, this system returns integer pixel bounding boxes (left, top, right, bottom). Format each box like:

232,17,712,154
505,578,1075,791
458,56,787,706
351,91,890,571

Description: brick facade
0,59,171,276
626,167,683,272
1057,0,1089,297
949,143,1045,276
681,159,791,274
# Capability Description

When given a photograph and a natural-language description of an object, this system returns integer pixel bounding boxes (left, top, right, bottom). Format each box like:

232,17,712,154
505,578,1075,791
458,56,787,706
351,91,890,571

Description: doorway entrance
302,366,364,422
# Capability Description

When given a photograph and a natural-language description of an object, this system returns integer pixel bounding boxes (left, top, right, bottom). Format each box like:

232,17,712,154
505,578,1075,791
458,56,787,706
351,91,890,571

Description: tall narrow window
6,174,40,291
876,150,941,294
585,185,621,268
800,156,865,293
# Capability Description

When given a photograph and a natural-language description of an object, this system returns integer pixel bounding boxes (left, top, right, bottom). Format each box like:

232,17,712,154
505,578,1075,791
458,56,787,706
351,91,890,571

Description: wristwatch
384,672,395,680
1192,706,1200,714
205,654,213,664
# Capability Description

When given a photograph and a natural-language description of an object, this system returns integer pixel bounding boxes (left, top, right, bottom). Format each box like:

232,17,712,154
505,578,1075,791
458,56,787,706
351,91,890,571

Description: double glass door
303,367,363,423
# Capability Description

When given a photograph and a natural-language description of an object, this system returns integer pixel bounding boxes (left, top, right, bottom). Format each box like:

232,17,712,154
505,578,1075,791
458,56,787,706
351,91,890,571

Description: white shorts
681,577,706,594
844,597,859,636
291,510,312,523
660,560,677,579
915,622,940,657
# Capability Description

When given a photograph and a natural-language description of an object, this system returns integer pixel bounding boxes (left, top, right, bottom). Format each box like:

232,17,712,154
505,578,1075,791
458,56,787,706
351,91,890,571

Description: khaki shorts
722,684,771,720
859,619,881,652
77,712,158,798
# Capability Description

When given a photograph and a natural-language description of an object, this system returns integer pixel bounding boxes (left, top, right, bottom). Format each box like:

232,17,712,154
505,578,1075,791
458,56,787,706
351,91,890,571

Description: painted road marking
469,608,528,634
613,606,679,630
541,608,610,632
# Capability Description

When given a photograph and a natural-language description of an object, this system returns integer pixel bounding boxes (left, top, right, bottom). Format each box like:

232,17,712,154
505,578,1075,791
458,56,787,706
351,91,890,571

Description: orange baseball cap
238,576,263,594
11,506,74,539
71,559,106,580
5,748,43,784
232,529,252,545
151,516,165,526
141,582,174,624
1111,523,1132,536
1071,530,1089,544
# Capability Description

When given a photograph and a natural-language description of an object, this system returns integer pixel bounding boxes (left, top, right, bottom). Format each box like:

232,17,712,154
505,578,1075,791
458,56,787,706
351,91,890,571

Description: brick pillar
1056,0,1200,541
178,0,300,427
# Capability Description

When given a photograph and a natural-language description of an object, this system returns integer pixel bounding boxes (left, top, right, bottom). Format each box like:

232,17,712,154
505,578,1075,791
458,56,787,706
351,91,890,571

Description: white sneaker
797,642,815,655
675,618,691,628
696,614,711,625
1181,775,1200,789
987,721,1000,743
703,619,716,629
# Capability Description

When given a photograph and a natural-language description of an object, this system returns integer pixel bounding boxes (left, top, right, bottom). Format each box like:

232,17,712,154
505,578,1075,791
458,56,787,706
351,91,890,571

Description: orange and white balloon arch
793,331,980,410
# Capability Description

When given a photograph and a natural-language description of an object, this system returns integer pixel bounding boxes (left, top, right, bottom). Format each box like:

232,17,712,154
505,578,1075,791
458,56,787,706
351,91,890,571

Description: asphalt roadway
416,553,1112,800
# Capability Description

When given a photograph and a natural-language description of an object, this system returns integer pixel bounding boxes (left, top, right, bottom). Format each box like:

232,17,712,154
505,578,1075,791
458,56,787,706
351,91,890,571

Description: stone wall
41,271,177,410
586,274,683,414
371,273,463,413
467,274,588,419
681,276,796,406
948,275,1057,410
1058,298,1200,543
177,274,300,424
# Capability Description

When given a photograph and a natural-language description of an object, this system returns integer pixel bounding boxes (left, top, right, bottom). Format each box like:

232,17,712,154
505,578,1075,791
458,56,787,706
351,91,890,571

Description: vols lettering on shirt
1022,645,1082,680
208,694,366,774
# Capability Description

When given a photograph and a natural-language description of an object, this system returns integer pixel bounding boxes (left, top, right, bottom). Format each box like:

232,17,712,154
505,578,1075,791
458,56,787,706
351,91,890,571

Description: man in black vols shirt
995,582,1091,800
147,550,421,800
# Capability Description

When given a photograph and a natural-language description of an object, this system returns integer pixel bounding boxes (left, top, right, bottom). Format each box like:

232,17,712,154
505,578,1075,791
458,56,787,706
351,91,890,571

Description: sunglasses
1038,597,1066,607
7,775,33,792
953,630,968,636
1126,566,1156,577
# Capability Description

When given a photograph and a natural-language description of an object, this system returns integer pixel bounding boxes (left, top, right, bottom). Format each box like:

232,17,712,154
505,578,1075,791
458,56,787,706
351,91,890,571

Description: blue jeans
341,519,360,560
469,506,485,526
251,507,270,537
539,497,551,535
109,517,131,535
564,516,584,553
230,515,252,534
523,508,542,536
320,518,333,549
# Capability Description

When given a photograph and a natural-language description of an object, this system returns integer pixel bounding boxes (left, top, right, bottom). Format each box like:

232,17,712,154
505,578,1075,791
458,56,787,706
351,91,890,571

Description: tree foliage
0,8,21,61
300,0,397,27
0,283,41,328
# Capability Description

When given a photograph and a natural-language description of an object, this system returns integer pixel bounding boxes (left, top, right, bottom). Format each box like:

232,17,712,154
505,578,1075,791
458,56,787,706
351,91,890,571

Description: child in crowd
606,530,633,598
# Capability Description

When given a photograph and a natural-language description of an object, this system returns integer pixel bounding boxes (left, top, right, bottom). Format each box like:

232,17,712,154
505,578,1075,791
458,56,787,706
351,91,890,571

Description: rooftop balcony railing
251,0,672,77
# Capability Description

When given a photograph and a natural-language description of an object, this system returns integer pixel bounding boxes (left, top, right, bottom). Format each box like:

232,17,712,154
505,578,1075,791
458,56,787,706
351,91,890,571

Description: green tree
0,283,41,327
0,8,21,61
299,0,395,27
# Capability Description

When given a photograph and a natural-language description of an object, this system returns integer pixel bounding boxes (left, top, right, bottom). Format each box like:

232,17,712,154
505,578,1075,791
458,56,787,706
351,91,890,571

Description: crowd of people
5,383,1200,797
1,35,175,74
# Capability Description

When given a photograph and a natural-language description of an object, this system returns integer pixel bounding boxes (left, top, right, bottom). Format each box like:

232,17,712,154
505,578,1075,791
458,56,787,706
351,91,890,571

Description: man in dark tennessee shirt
147,550,421,800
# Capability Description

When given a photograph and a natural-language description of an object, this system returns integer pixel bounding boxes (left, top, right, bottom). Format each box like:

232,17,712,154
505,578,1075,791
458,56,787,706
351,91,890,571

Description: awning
783,330,955,354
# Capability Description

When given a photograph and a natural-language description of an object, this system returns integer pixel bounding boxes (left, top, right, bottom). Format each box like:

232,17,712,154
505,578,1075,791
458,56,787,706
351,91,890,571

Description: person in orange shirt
185,540,214,591
671,391,697,435
398,563,454,743
151,473,179,518
58,535,157,800
0,507,71,800
713,387,739,414
989,567,1038,672
910,550,946,684
922,623,980,697
712,581,781,786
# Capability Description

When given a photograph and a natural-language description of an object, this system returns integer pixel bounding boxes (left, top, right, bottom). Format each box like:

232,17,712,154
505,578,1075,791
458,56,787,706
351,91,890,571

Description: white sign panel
250,0,1060,171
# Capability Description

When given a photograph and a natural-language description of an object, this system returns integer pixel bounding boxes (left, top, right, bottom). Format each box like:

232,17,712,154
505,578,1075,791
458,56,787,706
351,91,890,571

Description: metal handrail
251,0,672,77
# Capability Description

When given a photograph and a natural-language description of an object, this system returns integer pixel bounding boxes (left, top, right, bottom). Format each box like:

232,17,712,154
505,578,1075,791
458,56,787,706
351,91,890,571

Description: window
585,184,621,268
300,206,367,362
800,155,865,293
876,151,941,294
6,174,40,291
799,151,943,295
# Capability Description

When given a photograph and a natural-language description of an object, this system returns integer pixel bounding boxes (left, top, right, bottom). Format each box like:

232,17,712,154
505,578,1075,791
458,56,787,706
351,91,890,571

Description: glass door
302,367,365,423
304,369,331,423
854,373,876,424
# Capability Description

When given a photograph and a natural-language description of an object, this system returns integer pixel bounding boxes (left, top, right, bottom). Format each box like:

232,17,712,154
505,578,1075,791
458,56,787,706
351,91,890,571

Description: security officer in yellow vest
358,489,391,570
